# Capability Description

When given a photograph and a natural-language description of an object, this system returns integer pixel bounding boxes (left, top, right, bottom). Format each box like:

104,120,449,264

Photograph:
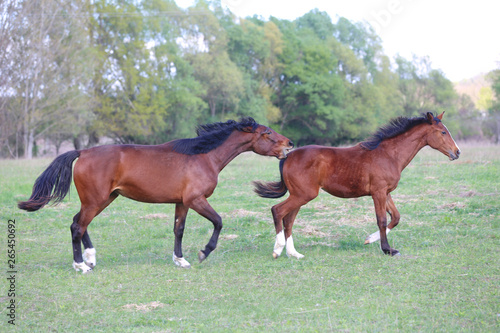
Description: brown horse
19,118,293,272
254,112,460,258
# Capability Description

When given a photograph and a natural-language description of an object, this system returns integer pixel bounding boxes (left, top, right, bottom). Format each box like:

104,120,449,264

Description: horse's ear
437,111,445,120
426,112,434,124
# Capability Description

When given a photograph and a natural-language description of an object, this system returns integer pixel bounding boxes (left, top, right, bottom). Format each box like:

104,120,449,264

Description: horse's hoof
73,261,93,274
272,252,279,259
287,251,305,259
172,253,191,268
83,248,96,268
384,249,400,256
198,251,206,263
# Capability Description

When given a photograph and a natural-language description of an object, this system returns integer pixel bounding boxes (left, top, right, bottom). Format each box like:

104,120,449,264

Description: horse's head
250,125,294,159
425,112,460,160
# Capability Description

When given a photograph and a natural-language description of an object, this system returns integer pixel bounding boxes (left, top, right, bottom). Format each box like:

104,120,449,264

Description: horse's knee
173,221,185,237
376,215,388,229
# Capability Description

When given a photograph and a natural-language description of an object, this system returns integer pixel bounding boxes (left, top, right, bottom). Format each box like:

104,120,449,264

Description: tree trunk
24,127,34,160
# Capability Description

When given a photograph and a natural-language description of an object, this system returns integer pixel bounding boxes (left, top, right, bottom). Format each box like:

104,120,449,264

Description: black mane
360,114,433,150
172,117,259,155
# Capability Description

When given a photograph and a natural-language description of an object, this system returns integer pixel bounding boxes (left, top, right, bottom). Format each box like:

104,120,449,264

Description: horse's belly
321,176,370,198
116,184,182,204
322,186,368,199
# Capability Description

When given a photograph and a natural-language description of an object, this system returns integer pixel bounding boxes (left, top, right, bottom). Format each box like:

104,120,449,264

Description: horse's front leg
172,203,191,268
364,194,400,244
188,197,222,263
372,192,400,256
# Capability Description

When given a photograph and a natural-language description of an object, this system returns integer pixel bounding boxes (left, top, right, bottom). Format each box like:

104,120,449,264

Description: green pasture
0,143,499,332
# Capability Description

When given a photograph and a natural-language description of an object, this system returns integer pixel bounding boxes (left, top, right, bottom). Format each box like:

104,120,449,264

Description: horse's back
73,143,210,204
284,145,373,198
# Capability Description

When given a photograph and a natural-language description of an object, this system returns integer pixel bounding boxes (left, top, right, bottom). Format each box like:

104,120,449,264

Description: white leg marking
273,231,286,258
73,261,93,274
83,248,97,268
172,253,191,268
364,228,391,244
286,236,304,259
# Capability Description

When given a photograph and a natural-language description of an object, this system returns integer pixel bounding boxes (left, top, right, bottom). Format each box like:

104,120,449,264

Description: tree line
1,0,498,159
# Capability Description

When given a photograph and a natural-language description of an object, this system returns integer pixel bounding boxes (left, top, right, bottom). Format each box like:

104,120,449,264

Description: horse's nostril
457,149,461,157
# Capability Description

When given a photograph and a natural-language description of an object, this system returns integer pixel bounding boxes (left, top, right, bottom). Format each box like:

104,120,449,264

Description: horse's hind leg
81,231,96,268
270,201,289,258
71,211,95,273
283,208,304,259
71,193,118,273
172,203,191,268
271,196,309,259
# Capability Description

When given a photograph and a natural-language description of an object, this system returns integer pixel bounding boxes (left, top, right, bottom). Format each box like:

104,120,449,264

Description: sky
175,0,500,82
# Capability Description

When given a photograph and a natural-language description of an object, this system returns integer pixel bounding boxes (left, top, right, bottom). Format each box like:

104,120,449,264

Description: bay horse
19,118,293,272
254,112,460,258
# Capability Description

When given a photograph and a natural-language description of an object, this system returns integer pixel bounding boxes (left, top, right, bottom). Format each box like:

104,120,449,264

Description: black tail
253,158,288,198
18,150,80,211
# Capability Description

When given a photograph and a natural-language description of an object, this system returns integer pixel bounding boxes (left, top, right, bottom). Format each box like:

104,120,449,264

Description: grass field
0,143,499,332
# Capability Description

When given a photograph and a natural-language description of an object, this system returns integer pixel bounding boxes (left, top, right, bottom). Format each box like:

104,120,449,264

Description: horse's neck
383,125,428,172
208,133,252,171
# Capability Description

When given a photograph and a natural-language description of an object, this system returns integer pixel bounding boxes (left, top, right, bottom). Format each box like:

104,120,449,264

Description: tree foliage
0,0,488,158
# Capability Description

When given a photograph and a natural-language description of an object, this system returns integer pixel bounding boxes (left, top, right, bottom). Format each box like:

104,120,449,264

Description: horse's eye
442,131,447,135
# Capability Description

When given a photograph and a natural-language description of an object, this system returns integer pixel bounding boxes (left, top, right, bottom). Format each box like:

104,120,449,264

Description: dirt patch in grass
298,225,329,238
220,234,239,240
221,208,264,219
122,301,165,312
438,202,466,210
143,213,170,220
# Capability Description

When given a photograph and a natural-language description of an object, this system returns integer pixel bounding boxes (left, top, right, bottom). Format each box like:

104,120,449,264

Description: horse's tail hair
253,158,288,199
18,150,80,212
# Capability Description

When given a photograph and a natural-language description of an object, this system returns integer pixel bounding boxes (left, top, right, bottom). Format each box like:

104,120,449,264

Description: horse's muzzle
280,148,292,159
449,149,460,161
280,142,294,159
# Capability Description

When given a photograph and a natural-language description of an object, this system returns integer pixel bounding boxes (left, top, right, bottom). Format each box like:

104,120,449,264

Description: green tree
90,0,204,143
271,11,399,145
395,55,457,117
270,13,347,145
224,17,285,123
182,0,244,122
